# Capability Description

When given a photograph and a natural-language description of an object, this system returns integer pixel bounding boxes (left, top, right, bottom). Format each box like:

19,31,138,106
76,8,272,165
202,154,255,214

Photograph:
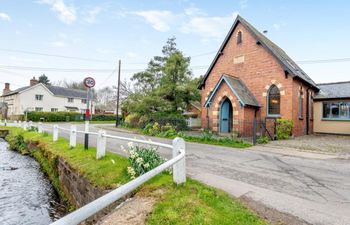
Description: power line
0,48,112,63
0,65,144,73
296,57,350,64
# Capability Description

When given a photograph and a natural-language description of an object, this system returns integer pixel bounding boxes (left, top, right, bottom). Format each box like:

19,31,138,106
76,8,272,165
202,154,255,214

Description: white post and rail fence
0,120,186,225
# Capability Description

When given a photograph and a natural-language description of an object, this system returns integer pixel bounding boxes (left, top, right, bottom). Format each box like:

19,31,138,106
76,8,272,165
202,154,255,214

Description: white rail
0,120,186,225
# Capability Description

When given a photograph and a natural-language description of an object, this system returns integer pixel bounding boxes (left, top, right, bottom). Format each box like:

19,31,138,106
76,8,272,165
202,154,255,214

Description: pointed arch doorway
220,98,233,133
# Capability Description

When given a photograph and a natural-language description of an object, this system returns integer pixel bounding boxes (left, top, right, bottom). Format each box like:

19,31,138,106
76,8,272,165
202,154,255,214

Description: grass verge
3,127,266,225
118,125,252,148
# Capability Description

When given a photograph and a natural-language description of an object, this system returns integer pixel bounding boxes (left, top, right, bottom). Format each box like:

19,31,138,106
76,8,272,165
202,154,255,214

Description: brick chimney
3,83,10,95
30,77,38,86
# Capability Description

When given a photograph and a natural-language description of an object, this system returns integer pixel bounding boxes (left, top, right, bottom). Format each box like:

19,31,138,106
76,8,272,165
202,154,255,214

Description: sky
1,0,350,90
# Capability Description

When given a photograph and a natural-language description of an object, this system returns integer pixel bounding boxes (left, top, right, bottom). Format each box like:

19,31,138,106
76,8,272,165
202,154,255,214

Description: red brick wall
201,22,315,136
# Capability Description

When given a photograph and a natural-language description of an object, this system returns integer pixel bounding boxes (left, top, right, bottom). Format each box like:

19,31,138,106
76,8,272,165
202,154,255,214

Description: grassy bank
4,127,267,225
118,125,252,148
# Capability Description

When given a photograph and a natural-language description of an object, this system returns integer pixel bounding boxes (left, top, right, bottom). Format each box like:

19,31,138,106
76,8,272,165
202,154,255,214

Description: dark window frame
298,90,303,119
322,101,350,119
35,94,43,101
267,85,281,116
237,31,242,44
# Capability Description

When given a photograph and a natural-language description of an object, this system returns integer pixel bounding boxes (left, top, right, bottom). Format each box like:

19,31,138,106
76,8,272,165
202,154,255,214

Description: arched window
267,85,280,115
237,31,242,44
298,89,303,119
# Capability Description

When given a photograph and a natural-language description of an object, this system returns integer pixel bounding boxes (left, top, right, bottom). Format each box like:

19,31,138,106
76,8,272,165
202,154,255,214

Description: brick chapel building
199,15,319,137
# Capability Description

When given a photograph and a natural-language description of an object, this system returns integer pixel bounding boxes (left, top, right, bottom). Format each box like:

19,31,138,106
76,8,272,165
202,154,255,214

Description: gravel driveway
263,134,350,155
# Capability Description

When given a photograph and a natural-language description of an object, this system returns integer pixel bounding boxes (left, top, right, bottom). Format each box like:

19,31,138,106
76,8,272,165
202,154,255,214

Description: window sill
321,118,350,121
299,117,303,120
266,115,281,119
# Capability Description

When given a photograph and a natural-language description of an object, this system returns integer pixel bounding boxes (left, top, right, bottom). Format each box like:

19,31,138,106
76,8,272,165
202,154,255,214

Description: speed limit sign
83,77,96,88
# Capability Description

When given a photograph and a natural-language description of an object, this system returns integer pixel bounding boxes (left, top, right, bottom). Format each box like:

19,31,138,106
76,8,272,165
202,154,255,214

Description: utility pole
115,60,121,127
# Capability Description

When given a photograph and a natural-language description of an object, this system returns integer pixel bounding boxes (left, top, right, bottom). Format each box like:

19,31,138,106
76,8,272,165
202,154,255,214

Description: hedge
26,112,116,122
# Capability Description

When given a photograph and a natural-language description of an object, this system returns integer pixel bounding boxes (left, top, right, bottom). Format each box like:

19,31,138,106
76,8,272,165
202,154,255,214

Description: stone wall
57,158,108,208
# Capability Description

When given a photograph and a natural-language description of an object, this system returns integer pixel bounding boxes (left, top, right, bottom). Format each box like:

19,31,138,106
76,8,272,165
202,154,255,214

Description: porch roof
204,74,260,108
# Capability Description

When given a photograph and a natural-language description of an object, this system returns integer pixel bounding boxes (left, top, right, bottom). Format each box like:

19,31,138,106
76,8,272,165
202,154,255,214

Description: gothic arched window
267,85,280,115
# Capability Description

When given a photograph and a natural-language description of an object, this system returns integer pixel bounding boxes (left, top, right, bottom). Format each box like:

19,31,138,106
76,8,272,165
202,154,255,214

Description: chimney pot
30,77,38,86
3,83,10,95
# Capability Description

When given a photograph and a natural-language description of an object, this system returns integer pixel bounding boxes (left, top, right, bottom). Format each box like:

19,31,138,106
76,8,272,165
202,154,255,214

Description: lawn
3,127,267,225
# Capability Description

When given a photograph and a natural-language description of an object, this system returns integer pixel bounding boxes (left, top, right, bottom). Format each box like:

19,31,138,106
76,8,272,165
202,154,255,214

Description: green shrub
161,124,177,138
200,130,214,141
143,122,161,136
276,119,294,140
6,131,27,154
27,111,82,122
124,113,140,127
28,126,38,132
91,114,116,121
256,136,269,144
124,142,165,179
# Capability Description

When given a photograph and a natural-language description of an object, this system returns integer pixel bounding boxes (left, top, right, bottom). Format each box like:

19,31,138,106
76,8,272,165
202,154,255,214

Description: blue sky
1,0,350,89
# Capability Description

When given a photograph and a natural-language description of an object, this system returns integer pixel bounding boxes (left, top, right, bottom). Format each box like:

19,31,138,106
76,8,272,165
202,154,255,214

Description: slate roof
204,74,260,108
46,85,86,98
1,84,86,99
199,15,319,91
314,81,350,100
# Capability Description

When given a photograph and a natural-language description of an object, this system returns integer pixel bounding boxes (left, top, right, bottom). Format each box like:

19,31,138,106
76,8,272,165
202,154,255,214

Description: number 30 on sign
83,77,96,88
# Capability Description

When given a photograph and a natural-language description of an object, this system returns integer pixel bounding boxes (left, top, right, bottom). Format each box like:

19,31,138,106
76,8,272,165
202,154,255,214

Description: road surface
42,123,350,225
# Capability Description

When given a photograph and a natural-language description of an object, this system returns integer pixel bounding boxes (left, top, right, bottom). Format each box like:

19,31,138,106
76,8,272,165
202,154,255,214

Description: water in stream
0,139,66,225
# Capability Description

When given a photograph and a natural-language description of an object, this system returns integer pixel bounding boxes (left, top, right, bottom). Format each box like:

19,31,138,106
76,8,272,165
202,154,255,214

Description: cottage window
81,99,87,104
298,90,303,119
323,102,350,119
68,98,74,103
35,107,43,112
35,94,43,101
267,85,280,116
237,31,242,44
51,108,58,112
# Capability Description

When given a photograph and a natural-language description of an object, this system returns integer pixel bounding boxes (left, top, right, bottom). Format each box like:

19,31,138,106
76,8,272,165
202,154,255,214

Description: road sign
83,77,96,88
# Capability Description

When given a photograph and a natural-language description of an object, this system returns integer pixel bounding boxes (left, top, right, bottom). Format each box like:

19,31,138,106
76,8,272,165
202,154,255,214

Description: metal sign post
83,77,95,150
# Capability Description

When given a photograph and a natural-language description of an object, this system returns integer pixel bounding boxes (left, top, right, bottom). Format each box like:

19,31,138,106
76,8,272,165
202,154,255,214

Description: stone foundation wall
57,158,108,208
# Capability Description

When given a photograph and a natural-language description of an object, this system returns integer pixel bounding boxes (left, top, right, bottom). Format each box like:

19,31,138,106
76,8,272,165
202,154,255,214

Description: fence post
38,122,43,133
29,121,33,129
23,122,28,130
4,119,7,126
69,125,77,148
53,125,59,142
96,130,106,160
253,118,257,145
172,137,186,185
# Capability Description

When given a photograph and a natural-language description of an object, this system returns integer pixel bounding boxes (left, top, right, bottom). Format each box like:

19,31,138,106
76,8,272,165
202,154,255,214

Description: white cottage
1,77,94,119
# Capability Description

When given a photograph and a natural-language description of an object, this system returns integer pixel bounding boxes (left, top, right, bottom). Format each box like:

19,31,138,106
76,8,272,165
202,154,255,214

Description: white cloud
181,12,239,40
39,0,76,24
51,41,65,47
0,12,11,21
83,6,103,23
132,10,175,32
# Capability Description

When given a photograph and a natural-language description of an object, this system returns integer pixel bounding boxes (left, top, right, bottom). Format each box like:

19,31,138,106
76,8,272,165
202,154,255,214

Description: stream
0,139,66,225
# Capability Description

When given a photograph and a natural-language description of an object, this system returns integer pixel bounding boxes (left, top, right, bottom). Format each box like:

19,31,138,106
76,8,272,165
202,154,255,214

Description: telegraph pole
115,60,121,127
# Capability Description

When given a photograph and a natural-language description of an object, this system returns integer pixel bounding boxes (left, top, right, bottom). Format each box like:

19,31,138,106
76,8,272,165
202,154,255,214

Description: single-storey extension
313,81,350,135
